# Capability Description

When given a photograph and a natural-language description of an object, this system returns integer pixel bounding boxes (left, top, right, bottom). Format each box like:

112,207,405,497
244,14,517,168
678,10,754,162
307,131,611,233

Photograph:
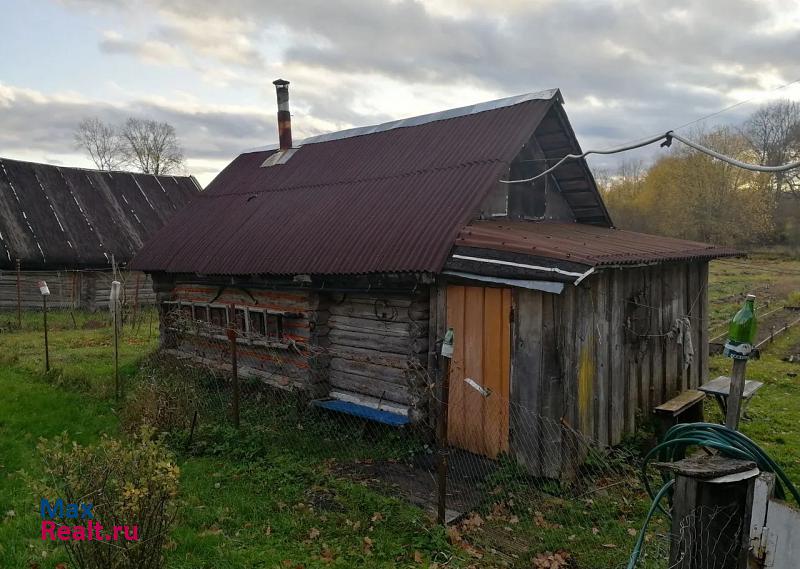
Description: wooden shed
133,84,736,469
0,158,200,311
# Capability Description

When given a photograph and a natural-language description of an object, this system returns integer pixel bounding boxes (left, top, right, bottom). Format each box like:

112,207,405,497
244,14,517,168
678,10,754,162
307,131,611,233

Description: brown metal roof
134,93,594,276
455,221,739,267
0,158,200,270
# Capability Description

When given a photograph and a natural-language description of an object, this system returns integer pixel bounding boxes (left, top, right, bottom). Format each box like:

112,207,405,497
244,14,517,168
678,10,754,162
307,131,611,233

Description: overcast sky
1,0,799,186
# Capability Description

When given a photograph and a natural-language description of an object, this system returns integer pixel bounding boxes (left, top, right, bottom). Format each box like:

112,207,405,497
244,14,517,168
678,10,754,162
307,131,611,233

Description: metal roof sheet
0,158,200,269
133,94,563,275
455,221,739,267
245,89,562,153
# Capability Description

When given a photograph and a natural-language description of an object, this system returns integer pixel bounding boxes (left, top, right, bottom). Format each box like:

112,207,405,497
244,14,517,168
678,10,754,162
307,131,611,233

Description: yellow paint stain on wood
577,341,594,433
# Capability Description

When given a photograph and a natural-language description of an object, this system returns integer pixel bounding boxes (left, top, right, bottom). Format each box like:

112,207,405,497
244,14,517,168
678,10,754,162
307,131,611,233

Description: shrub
32,429,179,569
120,357,203,434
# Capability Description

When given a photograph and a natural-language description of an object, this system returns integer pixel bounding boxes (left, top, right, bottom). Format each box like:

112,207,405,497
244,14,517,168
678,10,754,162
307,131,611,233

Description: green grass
0,363,119,566
708,254,800,336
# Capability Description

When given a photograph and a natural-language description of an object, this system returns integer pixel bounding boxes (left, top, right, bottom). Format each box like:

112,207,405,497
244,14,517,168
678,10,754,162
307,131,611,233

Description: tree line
599,99,800,249
75,117,185,176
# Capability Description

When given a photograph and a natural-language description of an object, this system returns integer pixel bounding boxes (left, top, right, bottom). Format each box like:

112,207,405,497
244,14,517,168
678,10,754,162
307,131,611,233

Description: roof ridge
204,157,507,197
243,88,561,154
0,156,195,179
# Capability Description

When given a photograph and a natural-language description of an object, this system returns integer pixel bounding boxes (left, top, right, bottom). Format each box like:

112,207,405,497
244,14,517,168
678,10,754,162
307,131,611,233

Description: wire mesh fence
112,307,698,568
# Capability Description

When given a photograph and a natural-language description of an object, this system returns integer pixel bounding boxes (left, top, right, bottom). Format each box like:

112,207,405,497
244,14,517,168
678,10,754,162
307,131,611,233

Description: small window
209,306,228,329
162,301,180,327
193,304,209,322
249,310,266,339
234,308,247,333
180,303,193,322
267,314,283,342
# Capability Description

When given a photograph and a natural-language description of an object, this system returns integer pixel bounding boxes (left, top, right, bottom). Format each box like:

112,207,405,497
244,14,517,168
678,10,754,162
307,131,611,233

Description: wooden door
446,285,511,458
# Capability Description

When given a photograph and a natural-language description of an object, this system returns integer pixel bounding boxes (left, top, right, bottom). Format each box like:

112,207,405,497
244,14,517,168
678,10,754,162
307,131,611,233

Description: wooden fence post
227,305,240,429
725,359,748,430
663,454,758,569
15,258,21,327
436,328,454,525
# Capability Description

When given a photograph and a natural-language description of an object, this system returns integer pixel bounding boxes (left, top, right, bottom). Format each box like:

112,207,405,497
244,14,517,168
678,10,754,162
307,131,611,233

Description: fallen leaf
371,512,384,522
413,550,424,564
308,528,320,540
627,528,638,536
363,536,374,555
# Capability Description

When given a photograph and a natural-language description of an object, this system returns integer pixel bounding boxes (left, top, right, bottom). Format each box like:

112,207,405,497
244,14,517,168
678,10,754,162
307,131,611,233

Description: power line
500,130,800,184
501,76,800,176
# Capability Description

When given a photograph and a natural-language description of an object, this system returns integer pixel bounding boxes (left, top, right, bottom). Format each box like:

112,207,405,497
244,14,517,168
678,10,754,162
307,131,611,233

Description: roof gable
0,158,200,269
133,91,608,276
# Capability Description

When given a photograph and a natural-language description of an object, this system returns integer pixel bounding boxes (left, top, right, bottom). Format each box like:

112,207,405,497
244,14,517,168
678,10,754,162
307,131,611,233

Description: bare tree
742,99,800,198
121,118,185,175
74,117,126,170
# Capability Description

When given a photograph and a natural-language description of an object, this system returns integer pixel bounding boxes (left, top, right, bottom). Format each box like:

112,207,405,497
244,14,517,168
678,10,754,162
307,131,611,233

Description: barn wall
511,261,708,469
0,269,155,311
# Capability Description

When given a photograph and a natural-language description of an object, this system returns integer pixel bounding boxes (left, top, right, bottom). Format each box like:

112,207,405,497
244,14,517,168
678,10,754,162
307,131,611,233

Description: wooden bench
699,375,764,419
311,398,410,427
654,389,706,438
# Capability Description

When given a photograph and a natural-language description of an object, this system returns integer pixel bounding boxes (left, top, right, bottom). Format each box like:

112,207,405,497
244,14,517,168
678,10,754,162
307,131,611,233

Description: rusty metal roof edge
243,89,561,154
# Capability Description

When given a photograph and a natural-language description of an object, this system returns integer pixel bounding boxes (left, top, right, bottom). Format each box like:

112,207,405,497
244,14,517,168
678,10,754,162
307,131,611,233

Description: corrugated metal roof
455,221,739,267
134,93,569,275
246,89,562,153
0,158,200,269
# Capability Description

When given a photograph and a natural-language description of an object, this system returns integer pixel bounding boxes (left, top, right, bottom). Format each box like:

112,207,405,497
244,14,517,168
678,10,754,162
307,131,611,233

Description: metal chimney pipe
273,79,292,150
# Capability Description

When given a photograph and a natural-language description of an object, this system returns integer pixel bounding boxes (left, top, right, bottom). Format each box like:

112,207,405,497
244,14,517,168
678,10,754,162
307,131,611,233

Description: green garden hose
626,423,800,568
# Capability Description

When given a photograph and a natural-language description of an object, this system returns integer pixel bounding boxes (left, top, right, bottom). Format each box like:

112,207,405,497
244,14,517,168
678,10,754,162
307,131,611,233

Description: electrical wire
500,130,800,184
626,422,800,568
671,131,800,173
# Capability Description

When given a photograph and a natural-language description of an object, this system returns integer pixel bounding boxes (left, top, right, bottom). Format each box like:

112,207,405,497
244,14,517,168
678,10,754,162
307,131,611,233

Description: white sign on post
37,281,50,296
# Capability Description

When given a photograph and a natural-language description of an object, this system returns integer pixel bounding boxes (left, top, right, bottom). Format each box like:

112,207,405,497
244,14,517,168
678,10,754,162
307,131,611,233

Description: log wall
156,280,432,418
322,291,430,419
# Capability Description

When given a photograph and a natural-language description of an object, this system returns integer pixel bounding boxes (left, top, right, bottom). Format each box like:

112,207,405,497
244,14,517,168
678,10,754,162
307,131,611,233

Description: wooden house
133,82,736,469
0,158,200,311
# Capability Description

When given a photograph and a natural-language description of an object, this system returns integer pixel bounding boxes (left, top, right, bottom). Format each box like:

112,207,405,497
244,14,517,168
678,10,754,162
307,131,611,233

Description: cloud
99,30,188,67
10,0,800,182
0,82,276,185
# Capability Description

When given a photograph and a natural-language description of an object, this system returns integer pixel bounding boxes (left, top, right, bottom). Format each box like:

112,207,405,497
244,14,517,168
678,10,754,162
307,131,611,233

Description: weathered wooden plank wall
511,261,708,475
0,270,155,311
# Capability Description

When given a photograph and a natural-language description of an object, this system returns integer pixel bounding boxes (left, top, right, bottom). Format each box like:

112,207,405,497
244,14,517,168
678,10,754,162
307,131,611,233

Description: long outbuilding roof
455,221,738,267
0,158,200,270
134,90,614,276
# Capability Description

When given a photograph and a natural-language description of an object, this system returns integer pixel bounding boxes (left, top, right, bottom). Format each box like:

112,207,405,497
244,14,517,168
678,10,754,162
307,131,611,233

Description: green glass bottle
723,294,757,360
